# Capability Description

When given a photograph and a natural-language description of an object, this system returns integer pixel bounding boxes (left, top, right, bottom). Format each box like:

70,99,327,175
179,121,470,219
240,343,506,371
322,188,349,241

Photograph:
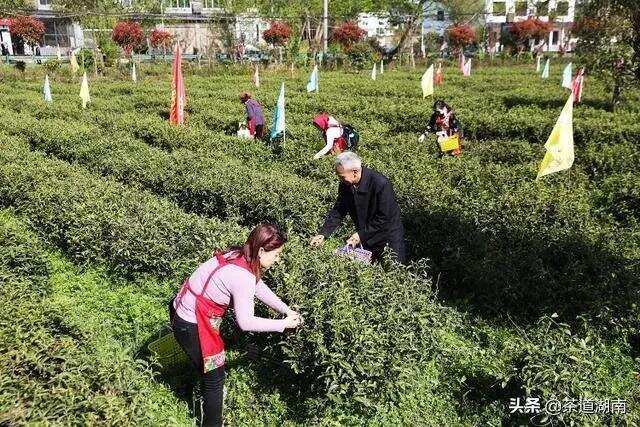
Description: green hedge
0,212,191,425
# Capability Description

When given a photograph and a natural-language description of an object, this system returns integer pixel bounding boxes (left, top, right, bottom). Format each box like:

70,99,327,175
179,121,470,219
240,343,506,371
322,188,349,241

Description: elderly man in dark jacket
310,152,406,264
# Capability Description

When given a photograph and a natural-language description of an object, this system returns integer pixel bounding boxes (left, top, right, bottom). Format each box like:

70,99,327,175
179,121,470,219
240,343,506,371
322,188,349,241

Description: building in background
422,1,452,36
485,0,576,53
0,18,13,54
32,0,84,54
358,2,454,54
357,13,395,49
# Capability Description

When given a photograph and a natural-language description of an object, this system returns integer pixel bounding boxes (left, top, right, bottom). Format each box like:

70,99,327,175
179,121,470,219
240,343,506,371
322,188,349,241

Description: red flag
435,62,444,85
572,67,585,103
170,45,186,125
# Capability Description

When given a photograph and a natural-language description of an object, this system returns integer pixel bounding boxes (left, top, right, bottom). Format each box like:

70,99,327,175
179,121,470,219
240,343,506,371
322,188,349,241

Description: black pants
254,124,264,140
368,239,407,265
173,315,225,427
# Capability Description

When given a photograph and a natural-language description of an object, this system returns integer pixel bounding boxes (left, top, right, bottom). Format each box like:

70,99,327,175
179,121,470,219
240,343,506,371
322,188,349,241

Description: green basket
147,326,190,371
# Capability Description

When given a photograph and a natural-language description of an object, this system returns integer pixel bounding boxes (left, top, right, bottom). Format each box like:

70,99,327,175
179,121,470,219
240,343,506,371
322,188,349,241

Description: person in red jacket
312,112,347,160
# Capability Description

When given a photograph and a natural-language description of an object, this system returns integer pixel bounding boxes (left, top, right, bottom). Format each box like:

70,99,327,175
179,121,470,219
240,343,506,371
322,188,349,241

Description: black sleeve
319,185,349,237
450,115,461,135
358,180,396,247
423,112,437,134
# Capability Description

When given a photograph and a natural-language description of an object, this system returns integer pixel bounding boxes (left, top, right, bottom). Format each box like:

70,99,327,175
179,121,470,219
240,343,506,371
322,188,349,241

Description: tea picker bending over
310,152,406,264
312,112,359,160
170,223,303,427
418,100,463,157
240,92,265,140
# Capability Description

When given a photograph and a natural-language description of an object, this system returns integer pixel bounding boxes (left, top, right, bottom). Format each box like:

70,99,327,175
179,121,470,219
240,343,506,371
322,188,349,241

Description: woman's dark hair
224,223,287,280
240,92,251,103
433,100,451,112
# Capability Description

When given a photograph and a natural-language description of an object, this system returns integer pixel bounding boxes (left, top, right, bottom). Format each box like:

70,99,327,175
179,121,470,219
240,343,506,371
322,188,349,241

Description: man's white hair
335,151,362,170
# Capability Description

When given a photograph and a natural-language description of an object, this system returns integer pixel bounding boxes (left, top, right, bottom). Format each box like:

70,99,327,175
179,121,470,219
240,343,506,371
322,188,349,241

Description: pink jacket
174,254,291,332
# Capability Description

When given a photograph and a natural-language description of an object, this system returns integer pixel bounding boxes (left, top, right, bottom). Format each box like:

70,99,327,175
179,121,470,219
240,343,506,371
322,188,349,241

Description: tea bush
0,63,638,424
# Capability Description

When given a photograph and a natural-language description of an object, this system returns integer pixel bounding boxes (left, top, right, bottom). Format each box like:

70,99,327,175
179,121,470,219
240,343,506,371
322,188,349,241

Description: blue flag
541,58,550,79
306,65,319,92
270,83,285,142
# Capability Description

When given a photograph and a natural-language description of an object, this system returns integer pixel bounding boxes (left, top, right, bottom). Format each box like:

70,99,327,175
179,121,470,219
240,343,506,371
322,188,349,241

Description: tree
9,16,45,52
574,0,640,111
446,23,476,54
0,0,34,9
509,17,552,55
332,21,366,51
150,28,173,53
112,21,145,57
263,21,292,47
440,0,484,23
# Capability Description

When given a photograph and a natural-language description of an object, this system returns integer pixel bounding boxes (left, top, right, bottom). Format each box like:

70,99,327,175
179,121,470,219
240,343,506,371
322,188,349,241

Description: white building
423,1,452,36
358,2,453,52
1,0,85,54
485,0,576,53
357,13,395,48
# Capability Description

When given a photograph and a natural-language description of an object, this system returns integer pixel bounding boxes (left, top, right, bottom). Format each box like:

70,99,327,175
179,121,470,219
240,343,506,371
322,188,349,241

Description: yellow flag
421,64,434,98
80,72,90,109
537,93,574,179
70,50,79,74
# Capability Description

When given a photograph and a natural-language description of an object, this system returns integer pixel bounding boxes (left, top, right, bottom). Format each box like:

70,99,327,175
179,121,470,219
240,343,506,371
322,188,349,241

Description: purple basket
334,244,372,264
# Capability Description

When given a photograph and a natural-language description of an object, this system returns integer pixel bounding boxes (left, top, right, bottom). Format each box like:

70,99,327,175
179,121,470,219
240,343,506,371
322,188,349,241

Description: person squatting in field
240,92,265,140
312,112,348,160
310,152,407,264
418,100,463,157
170,223,303,427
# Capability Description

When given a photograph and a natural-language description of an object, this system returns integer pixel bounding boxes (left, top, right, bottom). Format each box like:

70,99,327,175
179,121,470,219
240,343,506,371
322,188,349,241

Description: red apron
327,124,347,154
175,252,255,373
247,117,256,137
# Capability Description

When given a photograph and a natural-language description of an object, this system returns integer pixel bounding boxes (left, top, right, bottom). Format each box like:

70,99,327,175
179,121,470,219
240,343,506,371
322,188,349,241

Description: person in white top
312,112,347,160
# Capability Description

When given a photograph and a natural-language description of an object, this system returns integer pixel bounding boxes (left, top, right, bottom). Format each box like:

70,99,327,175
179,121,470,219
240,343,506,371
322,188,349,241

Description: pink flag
435,62,444,85
170,45,186,125
459,53,465,73
462,58,471,77
572,67,585,103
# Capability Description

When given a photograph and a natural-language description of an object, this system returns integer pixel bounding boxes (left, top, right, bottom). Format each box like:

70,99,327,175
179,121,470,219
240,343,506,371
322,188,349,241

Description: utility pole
323,0,328,53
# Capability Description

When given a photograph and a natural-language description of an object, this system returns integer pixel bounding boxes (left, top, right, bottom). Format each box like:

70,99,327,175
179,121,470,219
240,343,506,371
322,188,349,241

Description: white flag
380,59,384,74
43,74,52,103
371,63,377,80
463,58,471,77
252,65,260,88
562,62,572,89
131,62,137,83
80,72,90,109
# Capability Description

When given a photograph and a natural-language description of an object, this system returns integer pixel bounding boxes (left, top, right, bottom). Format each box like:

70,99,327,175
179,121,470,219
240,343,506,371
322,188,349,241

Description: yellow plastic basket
148,329,190,371
438,134,460,152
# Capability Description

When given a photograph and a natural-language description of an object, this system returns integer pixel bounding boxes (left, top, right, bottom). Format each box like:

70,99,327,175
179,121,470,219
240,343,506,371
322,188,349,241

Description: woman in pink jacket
171,223,302,427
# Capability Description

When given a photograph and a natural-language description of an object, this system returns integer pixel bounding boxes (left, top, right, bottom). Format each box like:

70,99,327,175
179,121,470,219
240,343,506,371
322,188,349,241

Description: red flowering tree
263,21,292,47
112,21,145,57
446,24,476,54
150,28,173,54
331,21,366,51
9,16,45,51
510,18,553,54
